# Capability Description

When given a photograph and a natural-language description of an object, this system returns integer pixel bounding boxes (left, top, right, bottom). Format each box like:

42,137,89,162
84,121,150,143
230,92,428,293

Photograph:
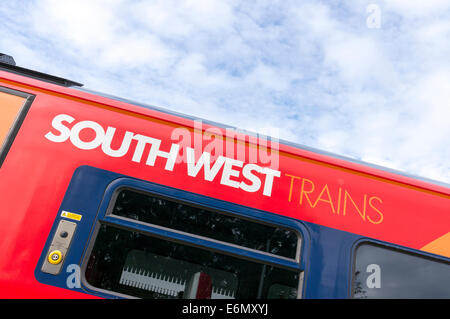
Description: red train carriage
0,54,448,299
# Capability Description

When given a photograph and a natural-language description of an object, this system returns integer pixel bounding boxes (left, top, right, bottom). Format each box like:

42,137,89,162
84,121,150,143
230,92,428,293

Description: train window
0,88,33,167
109,188,299,259
84,224,300,299
352,243,450,298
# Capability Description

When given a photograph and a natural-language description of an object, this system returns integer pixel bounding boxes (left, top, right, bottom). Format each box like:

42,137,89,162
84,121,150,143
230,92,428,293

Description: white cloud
31,0,123,49
99,32,177,70
380,0,450,17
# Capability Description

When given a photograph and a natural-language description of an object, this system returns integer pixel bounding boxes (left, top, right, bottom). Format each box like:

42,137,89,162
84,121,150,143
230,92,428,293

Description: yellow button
48,250,63,265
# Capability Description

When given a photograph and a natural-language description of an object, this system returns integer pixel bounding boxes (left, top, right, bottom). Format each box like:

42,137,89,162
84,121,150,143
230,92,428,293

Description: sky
1,0,449,185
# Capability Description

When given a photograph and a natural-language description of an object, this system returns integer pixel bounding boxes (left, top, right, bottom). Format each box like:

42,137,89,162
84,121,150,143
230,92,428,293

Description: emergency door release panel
41,220,77,275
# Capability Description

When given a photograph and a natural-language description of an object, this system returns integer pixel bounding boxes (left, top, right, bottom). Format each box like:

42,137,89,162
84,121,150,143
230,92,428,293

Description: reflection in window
119,250,238,298
0,90,26,149
110,189,298,259
352,243,450,298
85,224,299,299
268,283,298,299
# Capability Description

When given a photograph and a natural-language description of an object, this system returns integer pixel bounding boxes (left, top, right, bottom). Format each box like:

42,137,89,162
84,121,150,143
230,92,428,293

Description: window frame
349,239,450,299
0,86,34,167
80,177,307,299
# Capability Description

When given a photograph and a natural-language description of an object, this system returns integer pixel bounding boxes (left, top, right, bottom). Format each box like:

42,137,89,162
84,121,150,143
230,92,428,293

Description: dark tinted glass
85,224,299,299
110,189,298,259
352,244,450,298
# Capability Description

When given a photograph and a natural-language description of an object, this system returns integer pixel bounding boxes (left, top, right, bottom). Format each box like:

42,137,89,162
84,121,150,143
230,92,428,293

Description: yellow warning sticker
61,210,82,221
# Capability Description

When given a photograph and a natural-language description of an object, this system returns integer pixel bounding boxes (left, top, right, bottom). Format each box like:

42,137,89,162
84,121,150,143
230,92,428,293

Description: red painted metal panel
0,70,448,298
